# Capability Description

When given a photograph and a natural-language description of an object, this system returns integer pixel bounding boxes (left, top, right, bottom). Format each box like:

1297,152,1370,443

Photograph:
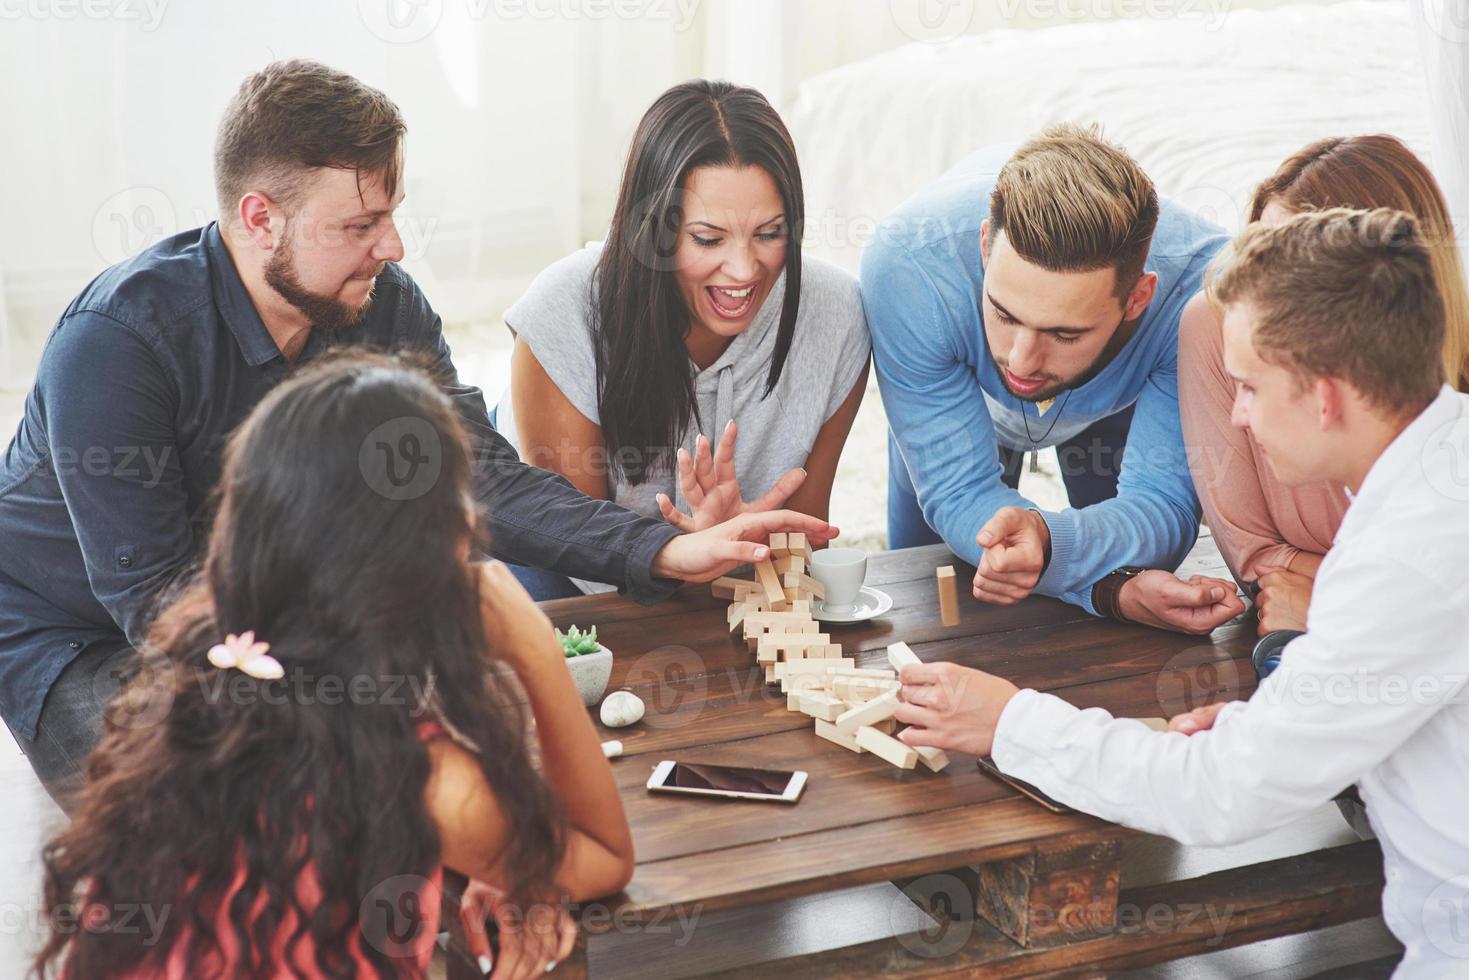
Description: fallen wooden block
799,693,845,722
755,559,785,605
781,571,826,600
814,718,866,754
834,689,899,735
913,744,950,772
937,565,959,627
887,641,922,673
727,599,766,631
711,576,758,600
870,718,898,735
1136,717,1169,732
855,725,918,769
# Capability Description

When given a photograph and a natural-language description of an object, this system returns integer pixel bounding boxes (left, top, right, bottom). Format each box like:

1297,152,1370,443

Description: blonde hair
1251,134,1469,391
1209,208,1446,417
989,122,1159,297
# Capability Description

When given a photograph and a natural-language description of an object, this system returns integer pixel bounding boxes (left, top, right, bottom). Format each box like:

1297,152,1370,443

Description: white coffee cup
809,548,868,610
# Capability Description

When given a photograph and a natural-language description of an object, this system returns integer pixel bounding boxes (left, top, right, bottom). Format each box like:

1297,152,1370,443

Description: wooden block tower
713,538,949,773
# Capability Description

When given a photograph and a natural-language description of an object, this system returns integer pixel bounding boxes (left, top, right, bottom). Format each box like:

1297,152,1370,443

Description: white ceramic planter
565,644,613,707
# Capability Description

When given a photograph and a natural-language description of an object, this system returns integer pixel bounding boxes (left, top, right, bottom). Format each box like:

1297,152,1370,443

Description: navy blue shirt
0,223,679,738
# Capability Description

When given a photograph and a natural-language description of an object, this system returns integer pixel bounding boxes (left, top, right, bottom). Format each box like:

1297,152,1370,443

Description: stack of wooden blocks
713,535,949,774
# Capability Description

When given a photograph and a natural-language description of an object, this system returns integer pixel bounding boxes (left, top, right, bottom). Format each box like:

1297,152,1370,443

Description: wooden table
447,532,1387,978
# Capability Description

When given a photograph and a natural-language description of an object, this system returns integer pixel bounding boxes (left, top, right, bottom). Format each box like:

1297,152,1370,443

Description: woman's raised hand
656,420,806,532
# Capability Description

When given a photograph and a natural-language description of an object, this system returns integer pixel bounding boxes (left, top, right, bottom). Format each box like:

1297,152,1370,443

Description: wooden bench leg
975,840,1121,948
899,840,1122,951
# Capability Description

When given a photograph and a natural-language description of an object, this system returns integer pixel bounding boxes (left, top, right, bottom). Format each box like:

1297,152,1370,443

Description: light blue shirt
862,146,1227,613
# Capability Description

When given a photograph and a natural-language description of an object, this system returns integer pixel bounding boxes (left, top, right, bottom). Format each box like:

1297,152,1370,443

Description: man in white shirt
896,207,1469,977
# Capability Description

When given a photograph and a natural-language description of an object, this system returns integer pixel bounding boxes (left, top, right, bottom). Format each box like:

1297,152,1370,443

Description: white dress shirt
993,386,1469,977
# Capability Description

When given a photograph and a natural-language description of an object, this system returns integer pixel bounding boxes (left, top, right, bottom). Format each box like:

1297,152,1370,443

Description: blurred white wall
0,0,1363,390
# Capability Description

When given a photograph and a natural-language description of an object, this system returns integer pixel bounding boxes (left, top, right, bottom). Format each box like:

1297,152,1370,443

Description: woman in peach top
1173,135,1469,635
33,353,633,979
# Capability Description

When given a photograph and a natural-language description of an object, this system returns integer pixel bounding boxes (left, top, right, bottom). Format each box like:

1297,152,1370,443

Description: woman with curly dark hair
32,350,633,978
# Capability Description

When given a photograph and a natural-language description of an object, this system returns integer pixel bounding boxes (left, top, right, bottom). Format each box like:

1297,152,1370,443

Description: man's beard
263,236,380,331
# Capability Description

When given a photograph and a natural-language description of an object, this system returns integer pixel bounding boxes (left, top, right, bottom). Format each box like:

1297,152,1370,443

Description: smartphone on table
646,760,807,804
975,756,1072,814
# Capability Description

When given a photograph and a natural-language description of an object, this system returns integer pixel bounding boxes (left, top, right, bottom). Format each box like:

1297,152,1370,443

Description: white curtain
1412,0,1469,265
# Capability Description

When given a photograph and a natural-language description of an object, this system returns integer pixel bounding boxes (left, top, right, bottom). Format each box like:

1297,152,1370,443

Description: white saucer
812,587,894,624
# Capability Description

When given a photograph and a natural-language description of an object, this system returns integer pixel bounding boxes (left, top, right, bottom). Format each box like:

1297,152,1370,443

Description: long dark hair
34,351,564,979
595,79,805,485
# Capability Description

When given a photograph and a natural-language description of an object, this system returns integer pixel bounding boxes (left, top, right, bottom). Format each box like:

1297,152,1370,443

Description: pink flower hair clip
207,630,284,680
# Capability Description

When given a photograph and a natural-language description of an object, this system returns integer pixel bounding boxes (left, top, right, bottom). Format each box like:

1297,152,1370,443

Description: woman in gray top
498,80,870,597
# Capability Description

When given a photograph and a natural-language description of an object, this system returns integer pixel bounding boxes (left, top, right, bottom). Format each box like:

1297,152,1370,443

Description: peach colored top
1178,304,1350,583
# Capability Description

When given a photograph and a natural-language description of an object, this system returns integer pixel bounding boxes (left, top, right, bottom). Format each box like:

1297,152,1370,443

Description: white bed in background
786,0,1433,274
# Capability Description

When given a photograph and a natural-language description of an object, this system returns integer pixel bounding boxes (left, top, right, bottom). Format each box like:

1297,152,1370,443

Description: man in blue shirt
865,124,1242,627
0,60,830,804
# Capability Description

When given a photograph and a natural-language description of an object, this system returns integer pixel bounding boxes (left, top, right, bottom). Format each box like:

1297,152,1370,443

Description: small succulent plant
556,625,601,658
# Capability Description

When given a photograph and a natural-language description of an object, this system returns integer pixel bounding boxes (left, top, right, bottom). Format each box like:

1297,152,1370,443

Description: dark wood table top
540,531,1256,925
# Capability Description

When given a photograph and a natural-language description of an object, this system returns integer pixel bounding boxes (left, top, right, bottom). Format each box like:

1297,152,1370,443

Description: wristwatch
1092,566,1148,622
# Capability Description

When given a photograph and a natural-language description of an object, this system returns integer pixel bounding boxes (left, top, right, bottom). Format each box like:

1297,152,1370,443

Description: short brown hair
989,122,1159,298
1208,207,1446,416
214,60,405,223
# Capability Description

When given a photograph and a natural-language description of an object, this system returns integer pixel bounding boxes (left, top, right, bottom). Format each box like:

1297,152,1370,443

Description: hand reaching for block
895,660,1021,758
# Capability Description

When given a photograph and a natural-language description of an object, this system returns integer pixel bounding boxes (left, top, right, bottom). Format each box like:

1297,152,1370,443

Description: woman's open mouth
705,281,758,320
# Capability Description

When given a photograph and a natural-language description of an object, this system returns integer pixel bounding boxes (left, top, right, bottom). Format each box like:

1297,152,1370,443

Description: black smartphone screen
663,762,798,797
